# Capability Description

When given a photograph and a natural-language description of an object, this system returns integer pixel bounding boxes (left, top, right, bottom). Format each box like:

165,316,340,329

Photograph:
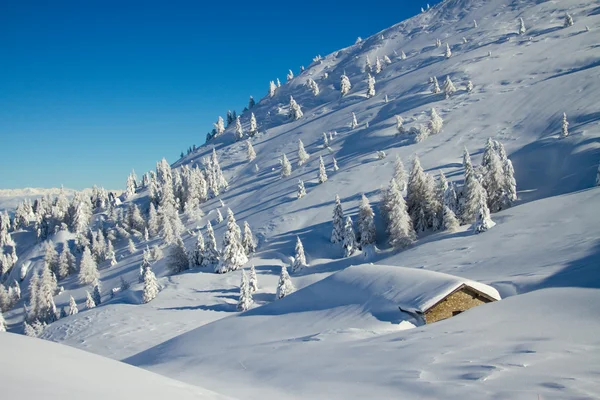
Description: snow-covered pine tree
432,76,441,94
234,116,244,140
277,78,281,87
142,265,160,303
246,140,256,162
333,157,339,171
386,180,416,249
216,209,248,274
396,115,405,135
248,264,258,293
215,208,224,224
269,81,277,97
472,180,496,233
85,291,96,309
242,221,256,254
351,112,358,129
365,56,372,74
249,113,258,136
393,155,408,192
366,74,376,98
167,236,189,275
125,170,137,199
68,295,78,315
357,194,376,247
331,195,345,244
340,74,352,96
44,242,58,275
236,270,252,311
342,216,357,257
374,56,382,74
561,113,569,138
318,156,328,183
92,283,101,306
297,139,310,166
384,55,392,64
289,96,303,120
128,238,136,254
297,180,307,198
429,108,443,134
287,69,294,81
518,17,526,35
442,206,460,232
276,265,295,299
78,247,99,286
306,77,319,96
466,80,474,93
203,221,219,266
444,76,456,98
401,50,407,60
444,43,452,59
322,132,330,148
292,236,308,272
57,245,73,280
191,230,205,267
214,116,225,136
482,148,506,212
564,13,574,28
0,310,6,332
407,156,439,233
501,159,518,208
148,203,159,237
435,38,442,47
281,153,292,177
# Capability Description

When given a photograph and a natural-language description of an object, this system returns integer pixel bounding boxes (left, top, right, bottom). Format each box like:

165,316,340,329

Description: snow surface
4,0,600,398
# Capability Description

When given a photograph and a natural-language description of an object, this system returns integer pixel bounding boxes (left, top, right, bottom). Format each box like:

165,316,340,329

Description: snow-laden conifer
306,77,319,96
128,238,136,254
269,81,277,97
401,51,407,60
167,236,189,275
289,96,303,120
318,156,328,183
249,113,258,136
366,74,376,98
85,291,96,309
444,43,452,59
249,264,258,293
216,209,248,273
561,113,569,138
340,74,352,96
215,208,224,224
472,180,495,233
292,236,307,272
396,115,405,134
298,140,310,166
393,155,408,191
234,116,244,140
386,180,416,249
365,56,372,74
564,13,574,28
428,108,443,134
357,194,376,247
242,221,256,254
276,265,294,300
190,230,205,267
466,81,474,93
407,156,439,233
435,38,442,48
331,195,344,244
237,270,253,311
57,245,74,280
342,216,357,257
246,140,256,162
294,180,306,200
92,283,101,306
383,55,392,65
148,203,159,237
333,157,339,171
444,76,456,98
281,153,292,177
482,148,506,212
142,265,160,303
431,76,441,94
68,295,78,315
374,56,382,74
442,206,460,232
502,159,518,208
204,221,220,266
322,132,330,148
518,17,526,35
351,112,358,129
287,69,294,81
214,116,225,136
78,247,99,286
0,310,6,332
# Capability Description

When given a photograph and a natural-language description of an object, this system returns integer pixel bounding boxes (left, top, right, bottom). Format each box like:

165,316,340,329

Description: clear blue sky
0,0,438,190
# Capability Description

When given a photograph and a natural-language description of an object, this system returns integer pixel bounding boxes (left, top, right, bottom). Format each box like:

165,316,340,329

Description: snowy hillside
2,0,600,399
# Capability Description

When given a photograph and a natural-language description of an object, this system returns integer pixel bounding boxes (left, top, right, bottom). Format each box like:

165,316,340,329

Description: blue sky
0,0,438,190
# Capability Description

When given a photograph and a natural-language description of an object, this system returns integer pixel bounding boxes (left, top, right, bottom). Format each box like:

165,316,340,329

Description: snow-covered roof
332,264,501,314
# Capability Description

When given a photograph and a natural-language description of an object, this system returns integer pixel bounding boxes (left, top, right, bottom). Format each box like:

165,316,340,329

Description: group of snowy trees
329,194,377,257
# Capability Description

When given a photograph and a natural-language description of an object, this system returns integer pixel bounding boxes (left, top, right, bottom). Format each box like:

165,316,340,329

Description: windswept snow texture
8,0,600,399
0,332,233,400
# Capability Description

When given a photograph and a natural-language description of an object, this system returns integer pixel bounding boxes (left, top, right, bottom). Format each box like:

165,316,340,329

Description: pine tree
68,295,78,315
57,245,73,280
287,69,294,81
292,236,308,272
281,153,292,177
142,265,160,303
92,283,101,306
125,170,137,199
248,265,258,293
204,221,220,266
289,96,303,120
237,270,253,311
277,78,281,87
342,216,357,257
396,115,405,135
247,140,256,161
248,96,255,109
384,55,392,64
306,77,319,96
365,56,372,74
85,291,96,309
0,310,6,332
269,80,277,97
444,43,452,59
322,132,330,148
351,112,358,129
216,209,248,273
276,265,295,300
333,157,339,171
401,51,407,60
357,194,376,247
234,116,244,140
44,242,58,275
393,155,408,191
27,273,40,322
297,180,306,198
331,195,344,244
242,221,256,254
501,159,518,208
428,108,443,134
128,238,137,254
340,74,352,96
215,208,224,224
148,203,159,237
432,76,441,94
249,113,258,136
214,116,225,136
298,140,310,166
518,17,526,35
78,247,99,286
374,56,382,74
407,157,439,233
483,149,506,212
167,236,189,274
435,38,442,47
467,81,474,93
564,13,574,28
561,113,569,137
366,74,376,98
386,180,416,249
191,231,205,267
444,76,456,98
472,181,496,233
318,156,328,183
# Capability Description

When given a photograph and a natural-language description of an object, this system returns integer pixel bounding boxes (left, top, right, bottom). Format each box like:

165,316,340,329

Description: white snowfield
4,0,600,399
0,332,234,400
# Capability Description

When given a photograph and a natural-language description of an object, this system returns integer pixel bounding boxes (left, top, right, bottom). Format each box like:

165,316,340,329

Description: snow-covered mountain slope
0,332,233,400
6,0,600,398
